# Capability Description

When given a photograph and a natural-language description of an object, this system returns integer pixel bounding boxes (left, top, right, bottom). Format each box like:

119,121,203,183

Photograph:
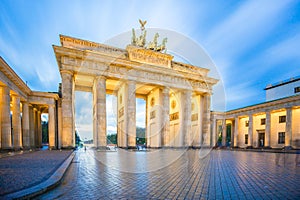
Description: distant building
212,76,300,149
265,76,300,101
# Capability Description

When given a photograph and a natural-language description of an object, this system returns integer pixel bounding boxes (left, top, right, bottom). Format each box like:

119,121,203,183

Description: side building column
1,86,12,149
127,81,136,148
211,117,217,147
12,95,22,149
202,94,211,147
285,107,292,149
37,110,42,147
234,117,239,147
248,114,253,148
93,76,107,149
61,70,75,148
162,87,170,147
29,105,35,147
222,119,226,147
265,111,271,148
22,102,30,148
48,104,56,149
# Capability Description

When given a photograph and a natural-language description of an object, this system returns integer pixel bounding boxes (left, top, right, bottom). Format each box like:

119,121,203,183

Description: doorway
258,132,265,147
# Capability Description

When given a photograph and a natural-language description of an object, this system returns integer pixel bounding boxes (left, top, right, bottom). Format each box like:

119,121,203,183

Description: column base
1,146,13,151
13,146,23,151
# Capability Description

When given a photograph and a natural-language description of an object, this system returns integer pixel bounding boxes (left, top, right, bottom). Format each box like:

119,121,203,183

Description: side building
212,77,300,149
0,57,59,150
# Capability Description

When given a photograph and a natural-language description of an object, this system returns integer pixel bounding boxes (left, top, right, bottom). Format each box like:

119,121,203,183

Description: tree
42,121,48,143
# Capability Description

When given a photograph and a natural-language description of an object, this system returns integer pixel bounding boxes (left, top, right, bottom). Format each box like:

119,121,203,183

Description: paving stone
0,150,72,197
29,149,300,199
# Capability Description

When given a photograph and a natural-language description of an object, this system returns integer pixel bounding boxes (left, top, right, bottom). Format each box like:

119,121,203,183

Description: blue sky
1,0,300,139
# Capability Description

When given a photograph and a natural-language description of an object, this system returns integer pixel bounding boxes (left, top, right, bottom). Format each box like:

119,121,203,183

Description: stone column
230,121,234,147
29,105,35,147
162,88,170,147
22,102,30,148
48,104,56,149
127,81,136,148
93,76,107,149
12,95,22,149
248,114,253,148
202,94,211,147
265,111,271,148
234,117,239,147
181,90,193,147
61,71,75,148
37,110,42,147
285,108,292,148
222,119,226,146
211,117,217,147
33,107,38,147
1,86,12,149
57,100,62,149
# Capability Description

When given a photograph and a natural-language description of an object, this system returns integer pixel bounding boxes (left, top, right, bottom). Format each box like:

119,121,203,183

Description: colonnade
212,103,300,149
0,86,58,150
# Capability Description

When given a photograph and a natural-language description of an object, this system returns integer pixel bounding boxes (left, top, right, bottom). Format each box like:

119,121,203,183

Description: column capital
11,94,20,98
60,70,74,75
48,104,56,108
94,75,106,81
162,87,170,94
126,80,136,85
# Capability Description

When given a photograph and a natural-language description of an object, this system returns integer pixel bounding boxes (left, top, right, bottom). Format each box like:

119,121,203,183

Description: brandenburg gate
53,26,218,149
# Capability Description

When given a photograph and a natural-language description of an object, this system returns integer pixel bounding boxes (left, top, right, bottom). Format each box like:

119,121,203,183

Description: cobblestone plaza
36,149,300,199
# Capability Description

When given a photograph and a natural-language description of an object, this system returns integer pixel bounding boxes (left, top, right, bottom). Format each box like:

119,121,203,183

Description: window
261,118,266,125
295,86,300,93
245,134,248,144
279,115,286,123
278,132,285,144
245,120,249,127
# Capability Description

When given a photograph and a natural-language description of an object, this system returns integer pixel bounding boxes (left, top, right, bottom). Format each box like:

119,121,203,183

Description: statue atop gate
131,19,168,53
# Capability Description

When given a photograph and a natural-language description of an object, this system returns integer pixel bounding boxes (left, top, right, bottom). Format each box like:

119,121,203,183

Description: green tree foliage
106,127,146,145
75,130,82,147
136,127,146,144
42,121,48,143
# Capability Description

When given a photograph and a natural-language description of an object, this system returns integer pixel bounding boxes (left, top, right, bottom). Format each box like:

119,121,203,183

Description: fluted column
29,105,35,147
182,90,192,147
22,102,30,148
265,111,271,147
248,114,253,147
1,86,12,149
202,94,211,147
12,95,22,149
57,100,62,149
285,108,292,148
61,71,75,148
211,117,217,147
93,76,107,148
37,110,42,147
162,88,170,147
48,104,56,148
234,117,239,147
127,81,136,148
222,119,226,146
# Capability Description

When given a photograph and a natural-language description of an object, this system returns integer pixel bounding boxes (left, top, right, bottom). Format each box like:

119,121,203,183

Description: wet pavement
35,148,300,200
0,150,72,197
